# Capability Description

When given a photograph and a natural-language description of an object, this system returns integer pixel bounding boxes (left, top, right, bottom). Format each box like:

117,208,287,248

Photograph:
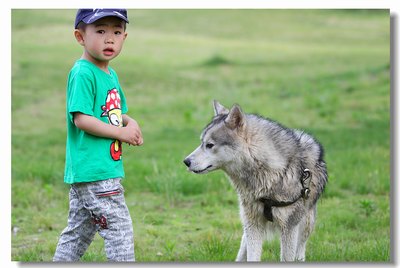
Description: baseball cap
75,9,129,29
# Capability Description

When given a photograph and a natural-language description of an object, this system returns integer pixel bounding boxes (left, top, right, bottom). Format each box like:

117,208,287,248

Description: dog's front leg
235,233,247,261
245,228,263,261
280,225,299,262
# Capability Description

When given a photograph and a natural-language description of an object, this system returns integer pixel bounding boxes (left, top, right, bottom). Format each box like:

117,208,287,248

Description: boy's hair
74,9,129,29
75,21,87,31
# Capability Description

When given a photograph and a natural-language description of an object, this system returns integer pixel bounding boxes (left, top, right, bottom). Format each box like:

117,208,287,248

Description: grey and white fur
184,101,327,262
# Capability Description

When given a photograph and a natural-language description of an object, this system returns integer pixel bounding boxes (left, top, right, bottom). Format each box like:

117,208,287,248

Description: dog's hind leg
235,233,247,261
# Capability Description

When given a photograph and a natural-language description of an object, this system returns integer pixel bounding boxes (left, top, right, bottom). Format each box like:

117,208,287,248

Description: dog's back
241,114,327,202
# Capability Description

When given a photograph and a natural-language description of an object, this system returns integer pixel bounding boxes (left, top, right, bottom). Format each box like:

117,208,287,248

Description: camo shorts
53,178,135,262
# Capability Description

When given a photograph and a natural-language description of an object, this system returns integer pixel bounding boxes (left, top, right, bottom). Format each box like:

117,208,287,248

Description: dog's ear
225,104,245,130
213,100,229,116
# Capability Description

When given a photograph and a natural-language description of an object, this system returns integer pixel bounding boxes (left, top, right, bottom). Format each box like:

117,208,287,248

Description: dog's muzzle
183,158,213,174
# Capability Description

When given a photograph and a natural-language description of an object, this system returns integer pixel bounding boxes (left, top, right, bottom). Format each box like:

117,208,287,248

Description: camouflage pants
53,178,135,262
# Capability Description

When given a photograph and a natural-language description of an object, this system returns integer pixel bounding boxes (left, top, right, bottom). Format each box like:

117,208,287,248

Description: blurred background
11,9,390,261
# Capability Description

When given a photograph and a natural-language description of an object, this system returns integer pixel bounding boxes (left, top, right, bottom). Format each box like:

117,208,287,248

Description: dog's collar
259,169,311,222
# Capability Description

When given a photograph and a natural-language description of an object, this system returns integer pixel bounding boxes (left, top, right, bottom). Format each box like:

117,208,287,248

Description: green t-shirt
64,59,128,184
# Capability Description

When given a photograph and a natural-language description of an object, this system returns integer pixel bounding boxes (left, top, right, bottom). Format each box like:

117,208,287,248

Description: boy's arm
73,112,143,146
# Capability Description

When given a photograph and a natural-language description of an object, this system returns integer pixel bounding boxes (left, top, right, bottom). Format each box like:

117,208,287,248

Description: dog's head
183,100,246,174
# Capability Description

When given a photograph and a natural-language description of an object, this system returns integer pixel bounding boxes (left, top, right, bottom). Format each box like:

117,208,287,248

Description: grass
11,9,390,262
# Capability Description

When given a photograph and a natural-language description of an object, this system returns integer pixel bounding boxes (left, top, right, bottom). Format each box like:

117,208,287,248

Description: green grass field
11,9,390,262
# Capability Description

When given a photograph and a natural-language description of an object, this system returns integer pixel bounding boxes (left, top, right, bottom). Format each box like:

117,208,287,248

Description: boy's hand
120,116,143,146
73,112,143,145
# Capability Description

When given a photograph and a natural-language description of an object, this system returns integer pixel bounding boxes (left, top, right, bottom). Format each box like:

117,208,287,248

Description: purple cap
75,9,129,29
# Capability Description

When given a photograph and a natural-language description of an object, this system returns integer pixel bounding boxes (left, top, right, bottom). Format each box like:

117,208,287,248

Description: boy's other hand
120,119,143,146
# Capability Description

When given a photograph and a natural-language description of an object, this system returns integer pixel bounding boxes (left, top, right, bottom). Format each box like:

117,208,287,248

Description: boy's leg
76,178,135,261
53,186,97,261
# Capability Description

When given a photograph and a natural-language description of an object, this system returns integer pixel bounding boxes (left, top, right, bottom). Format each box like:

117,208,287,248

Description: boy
53,9,142,262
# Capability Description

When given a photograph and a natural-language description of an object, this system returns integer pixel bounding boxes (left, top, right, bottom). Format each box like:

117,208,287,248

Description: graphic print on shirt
101,88,123,161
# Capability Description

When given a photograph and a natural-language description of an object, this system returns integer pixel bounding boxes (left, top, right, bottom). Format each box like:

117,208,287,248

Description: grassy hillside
11,9,390,262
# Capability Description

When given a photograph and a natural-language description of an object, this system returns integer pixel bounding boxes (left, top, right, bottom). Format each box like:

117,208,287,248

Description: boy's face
75,16,127,65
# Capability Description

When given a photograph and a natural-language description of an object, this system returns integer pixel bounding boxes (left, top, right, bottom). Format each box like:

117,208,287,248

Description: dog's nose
183,158,191,167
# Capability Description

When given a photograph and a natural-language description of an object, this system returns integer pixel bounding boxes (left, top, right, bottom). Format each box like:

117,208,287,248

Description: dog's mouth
192,165,213,174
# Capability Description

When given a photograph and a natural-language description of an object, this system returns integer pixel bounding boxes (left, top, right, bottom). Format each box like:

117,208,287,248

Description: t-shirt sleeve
110,68,128,114
67,72,95,123
119,87,128,114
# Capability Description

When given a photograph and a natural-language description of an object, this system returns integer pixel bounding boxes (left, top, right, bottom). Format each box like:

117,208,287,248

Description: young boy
53,9,143,262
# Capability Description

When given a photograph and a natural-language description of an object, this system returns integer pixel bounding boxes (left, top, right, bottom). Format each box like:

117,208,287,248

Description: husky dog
183,101,327,262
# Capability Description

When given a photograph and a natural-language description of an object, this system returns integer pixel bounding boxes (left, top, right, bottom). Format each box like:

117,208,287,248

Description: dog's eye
206,143,214,149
